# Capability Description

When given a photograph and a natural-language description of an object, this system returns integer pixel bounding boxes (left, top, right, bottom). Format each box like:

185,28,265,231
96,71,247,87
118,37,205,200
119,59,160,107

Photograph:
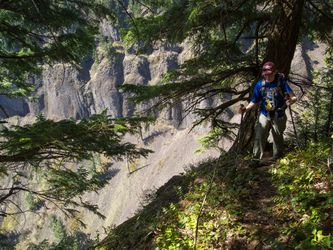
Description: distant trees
296,48,333,146
120,0,333,149
27,214,81,249
0,0,154,224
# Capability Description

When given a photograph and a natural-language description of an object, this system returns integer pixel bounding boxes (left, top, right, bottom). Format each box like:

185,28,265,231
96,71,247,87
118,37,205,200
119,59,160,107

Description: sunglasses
262,68,272,72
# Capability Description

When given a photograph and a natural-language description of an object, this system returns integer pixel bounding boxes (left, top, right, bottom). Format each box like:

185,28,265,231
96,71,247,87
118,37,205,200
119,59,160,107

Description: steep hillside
0,122,220,248
93,141,333,249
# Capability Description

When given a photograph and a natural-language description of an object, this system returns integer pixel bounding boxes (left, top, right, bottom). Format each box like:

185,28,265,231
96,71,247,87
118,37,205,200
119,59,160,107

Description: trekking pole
234,104,244,168
286,93,300,149
288,106,300,148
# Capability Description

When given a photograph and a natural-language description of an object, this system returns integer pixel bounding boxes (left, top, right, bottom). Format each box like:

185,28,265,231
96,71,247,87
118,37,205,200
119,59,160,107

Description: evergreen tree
0,112,154,220
119,0,333,150
0,0,114,99
297,47,333,145
0,0,154,223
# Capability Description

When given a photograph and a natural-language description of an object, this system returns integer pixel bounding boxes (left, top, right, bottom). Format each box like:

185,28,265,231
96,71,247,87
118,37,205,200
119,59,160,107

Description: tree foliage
296,47,333,146
27,214,80,249
0,0,155,224
0,110,154,221
0,0,114,99
119,0,333,149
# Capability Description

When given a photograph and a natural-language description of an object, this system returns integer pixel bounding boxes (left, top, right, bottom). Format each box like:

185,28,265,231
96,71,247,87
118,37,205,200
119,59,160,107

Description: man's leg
252,113,271,161
271,114,287,159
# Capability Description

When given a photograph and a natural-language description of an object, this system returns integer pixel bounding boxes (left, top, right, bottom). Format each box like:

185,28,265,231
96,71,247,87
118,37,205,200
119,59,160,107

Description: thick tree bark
325,92,333,137
265,0,305,75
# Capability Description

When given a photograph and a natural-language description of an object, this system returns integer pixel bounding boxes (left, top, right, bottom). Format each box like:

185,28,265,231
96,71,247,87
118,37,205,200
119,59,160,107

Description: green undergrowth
92,141,333,249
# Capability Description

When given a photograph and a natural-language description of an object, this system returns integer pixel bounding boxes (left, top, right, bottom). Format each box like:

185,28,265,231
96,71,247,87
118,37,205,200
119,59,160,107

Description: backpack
260,73,287,112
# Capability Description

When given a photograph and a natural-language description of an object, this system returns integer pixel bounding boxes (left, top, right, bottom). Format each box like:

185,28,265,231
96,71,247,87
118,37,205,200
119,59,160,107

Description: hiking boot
247,160,260,168
270,155,282,162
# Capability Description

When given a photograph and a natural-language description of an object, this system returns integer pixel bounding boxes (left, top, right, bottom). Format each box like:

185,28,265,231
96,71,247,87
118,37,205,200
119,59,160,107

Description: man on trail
241,62,297,168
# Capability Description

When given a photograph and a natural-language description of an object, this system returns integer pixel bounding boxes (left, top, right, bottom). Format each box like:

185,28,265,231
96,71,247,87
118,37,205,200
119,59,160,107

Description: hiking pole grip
240,104,244,120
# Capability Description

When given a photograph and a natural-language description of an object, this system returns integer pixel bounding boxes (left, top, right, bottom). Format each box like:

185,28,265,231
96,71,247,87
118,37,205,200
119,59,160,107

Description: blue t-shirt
251,76,292,118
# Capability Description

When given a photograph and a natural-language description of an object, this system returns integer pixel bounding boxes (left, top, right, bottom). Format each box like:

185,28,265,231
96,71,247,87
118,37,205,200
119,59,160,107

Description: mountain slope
93,141,333,249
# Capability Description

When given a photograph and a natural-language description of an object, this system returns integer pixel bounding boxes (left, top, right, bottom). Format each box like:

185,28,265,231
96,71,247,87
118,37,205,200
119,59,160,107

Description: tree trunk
325,92,333,136
265,0,305,75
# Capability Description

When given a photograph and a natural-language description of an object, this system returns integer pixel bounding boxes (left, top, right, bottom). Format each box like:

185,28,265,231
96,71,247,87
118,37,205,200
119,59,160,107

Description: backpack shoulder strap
276,73,285,98
260,78,266,96
276,73,288,111
261,73,285,97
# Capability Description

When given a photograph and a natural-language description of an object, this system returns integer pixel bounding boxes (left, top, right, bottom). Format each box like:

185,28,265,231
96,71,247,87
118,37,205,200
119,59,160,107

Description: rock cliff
0,21,223,247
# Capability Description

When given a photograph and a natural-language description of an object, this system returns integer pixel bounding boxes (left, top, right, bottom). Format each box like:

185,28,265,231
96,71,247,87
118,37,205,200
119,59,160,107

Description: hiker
240,62,297,168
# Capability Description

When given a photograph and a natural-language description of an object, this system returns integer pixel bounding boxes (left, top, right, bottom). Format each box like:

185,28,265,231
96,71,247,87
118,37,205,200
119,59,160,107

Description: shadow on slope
90,154,279,249
91,142,333,249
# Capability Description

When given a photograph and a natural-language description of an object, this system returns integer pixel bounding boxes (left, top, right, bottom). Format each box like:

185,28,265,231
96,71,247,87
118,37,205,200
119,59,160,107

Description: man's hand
239,102,257,114
239,104,246,114
285,92,297,106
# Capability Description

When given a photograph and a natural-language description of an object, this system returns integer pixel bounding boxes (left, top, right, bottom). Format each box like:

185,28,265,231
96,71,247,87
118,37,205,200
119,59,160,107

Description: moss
128,158,139,172
68,211,85,233
157,157,168,170
1,210,19,232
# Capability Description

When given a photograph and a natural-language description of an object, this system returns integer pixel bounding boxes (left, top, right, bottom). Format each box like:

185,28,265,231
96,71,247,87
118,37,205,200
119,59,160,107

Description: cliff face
5,22,187,125
0,22,223,247
0,21,328,247
1,28,325,127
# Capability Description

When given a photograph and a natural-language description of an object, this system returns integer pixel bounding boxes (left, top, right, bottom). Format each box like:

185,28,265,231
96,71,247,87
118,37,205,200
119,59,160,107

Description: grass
92,141,333,249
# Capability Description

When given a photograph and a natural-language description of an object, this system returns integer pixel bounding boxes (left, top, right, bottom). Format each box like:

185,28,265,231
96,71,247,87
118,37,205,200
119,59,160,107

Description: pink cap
262,62,276,75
